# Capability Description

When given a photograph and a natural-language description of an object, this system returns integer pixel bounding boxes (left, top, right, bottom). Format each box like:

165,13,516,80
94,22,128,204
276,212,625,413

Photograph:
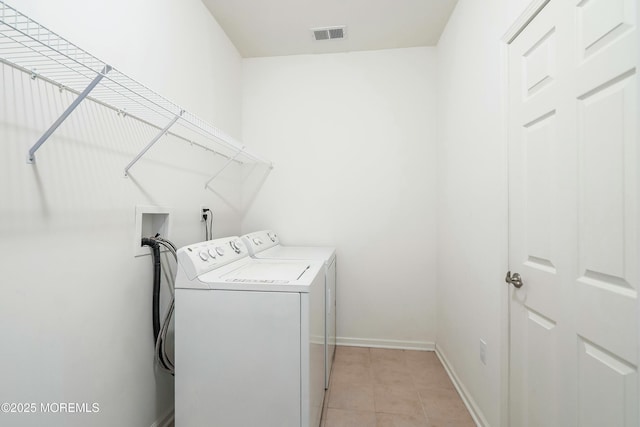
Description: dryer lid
258,245,336,263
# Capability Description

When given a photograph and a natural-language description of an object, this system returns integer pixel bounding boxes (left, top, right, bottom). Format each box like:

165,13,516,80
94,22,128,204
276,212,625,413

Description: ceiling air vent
312,26,346,41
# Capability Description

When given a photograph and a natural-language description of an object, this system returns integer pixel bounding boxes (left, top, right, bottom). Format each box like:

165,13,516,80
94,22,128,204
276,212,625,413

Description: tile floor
321,346,476,427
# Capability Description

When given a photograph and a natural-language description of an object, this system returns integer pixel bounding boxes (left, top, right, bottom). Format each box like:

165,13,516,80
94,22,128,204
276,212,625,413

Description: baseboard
150,407,174,427
435,344,489,427
337,336,435,351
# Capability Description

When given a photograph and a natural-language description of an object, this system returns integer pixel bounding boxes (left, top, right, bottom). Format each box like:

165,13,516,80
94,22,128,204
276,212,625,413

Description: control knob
230,240,242,254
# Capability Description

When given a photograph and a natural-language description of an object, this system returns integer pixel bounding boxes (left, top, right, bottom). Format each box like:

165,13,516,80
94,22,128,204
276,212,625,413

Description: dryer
174,236,324,427
241,230,336,389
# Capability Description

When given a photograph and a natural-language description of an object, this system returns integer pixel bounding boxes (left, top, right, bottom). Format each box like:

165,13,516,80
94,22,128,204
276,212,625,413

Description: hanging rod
0,57,246,166
0,1,271,170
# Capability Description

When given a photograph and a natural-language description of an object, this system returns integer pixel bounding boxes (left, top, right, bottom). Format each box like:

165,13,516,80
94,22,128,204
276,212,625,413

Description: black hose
154,233,177,252
141,237,161,343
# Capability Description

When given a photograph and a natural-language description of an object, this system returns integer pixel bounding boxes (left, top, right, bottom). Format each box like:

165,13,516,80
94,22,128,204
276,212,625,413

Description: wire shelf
0,1,271,177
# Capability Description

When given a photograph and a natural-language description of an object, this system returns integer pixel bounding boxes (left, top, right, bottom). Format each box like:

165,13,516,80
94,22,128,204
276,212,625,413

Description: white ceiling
201,0,459,58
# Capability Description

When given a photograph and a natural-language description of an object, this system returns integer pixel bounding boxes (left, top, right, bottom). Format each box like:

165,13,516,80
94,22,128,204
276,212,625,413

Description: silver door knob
505,271,524,288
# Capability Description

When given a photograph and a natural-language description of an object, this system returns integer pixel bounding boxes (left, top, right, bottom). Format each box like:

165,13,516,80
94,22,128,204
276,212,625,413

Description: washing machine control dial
267,232,277,242
230,240,242,254
207,248,217,259
253,238,262,245
198,251,209,261
215,246,225,256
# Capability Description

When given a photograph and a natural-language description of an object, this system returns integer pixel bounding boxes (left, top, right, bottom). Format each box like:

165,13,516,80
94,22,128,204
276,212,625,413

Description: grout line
368,347,378,414
409,349,433,425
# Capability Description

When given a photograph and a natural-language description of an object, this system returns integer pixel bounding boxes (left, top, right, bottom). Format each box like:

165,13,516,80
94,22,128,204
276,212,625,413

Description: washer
241,230,336,389
174,236,325,427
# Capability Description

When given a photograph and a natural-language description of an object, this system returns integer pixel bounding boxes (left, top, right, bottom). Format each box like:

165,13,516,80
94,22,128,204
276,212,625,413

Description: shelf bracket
124,110,184,176
204,146,245,189
27,64,113,164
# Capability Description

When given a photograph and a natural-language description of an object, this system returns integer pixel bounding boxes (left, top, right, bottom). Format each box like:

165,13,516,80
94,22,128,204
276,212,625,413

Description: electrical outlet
480,339,487,365
200,205,210,222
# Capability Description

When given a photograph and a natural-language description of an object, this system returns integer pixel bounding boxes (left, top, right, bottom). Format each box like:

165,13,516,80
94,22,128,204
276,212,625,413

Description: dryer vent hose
141,237,161,342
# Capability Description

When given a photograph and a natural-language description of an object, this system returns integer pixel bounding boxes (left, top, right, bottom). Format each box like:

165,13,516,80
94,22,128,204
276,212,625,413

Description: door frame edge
498,1,551,426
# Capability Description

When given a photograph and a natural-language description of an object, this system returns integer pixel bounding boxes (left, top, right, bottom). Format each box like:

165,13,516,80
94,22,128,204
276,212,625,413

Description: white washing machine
174,236,325,427
241,230,336,389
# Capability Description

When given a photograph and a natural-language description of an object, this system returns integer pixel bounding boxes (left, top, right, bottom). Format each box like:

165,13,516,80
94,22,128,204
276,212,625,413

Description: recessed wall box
134,205,171,257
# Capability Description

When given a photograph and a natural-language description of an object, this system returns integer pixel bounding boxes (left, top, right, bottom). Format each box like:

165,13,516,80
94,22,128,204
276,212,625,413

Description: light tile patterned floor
321,346,476,427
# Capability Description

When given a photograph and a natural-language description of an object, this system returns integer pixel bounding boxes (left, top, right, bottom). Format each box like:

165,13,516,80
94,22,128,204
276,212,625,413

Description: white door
508,0,638,426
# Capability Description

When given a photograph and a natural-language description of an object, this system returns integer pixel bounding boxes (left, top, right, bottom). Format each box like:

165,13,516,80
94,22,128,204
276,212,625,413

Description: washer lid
221,261,312,283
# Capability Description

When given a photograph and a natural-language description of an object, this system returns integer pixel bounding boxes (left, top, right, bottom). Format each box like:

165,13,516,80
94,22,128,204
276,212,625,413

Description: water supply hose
141,237,161,343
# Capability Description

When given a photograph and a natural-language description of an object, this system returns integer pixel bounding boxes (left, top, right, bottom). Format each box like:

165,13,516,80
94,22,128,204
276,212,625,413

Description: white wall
241,48,437,349
0,1,246,426
435,0,532,426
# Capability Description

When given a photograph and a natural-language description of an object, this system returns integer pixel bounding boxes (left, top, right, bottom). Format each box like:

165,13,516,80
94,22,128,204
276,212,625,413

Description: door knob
505,271,524,288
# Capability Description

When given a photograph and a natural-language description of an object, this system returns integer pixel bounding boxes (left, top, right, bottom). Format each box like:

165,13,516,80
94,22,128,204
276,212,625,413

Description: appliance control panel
177,236,247,280
241,230,280,255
